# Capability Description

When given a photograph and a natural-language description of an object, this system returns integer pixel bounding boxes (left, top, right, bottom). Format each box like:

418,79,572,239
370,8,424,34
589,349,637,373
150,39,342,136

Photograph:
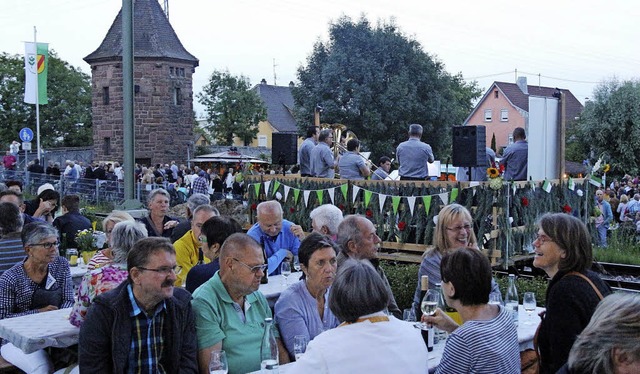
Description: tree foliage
576,79,640,175
293,16,481,161
0,50,92,148
197,70,267,146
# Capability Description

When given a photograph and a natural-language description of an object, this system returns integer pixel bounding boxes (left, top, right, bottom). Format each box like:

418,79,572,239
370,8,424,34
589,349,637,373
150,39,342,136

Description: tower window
173,88,182,105
104,137,111,155
103,87,110,105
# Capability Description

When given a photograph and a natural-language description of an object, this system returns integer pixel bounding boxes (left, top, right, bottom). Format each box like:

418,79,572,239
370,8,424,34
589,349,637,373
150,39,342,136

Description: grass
592,228,640,265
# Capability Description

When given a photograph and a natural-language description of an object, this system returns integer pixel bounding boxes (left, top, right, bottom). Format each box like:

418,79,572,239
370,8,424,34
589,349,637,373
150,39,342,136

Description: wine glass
293,335,308,360
293,255,301,272
523,292,537,325
488,293,502,306
419,289,439,328
281,261,291,285
209,350,228,374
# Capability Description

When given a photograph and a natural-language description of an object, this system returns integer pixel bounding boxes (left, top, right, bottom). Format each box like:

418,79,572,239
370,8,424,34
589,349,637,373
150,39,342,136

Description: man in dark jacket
52,194,91,249
78,237,198,373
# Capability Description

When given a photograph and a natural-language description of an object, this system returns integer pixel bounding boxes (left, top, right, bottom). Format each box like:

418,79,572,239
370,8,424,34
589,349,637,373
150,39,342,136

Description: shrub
380,262,419,311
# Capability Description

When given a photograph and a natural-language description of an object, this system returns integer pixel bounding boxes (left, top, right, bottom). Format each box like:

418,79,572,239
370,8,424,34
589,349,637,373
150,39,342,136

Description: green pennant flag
253,183,260,198
568,177,575,191
364,190,372,207
293,189,300,204
340,184,348,200
589,175,602,187
450,188,459,202
422,195,432,214
316,190,324,204
542,180,552,193
272,180,281,196
392,196,401,214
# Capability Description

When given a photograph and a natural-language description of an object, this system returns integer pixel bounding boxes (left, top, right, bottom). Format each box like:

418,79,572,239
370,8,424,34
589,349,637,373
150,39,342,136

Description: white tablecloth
259,273,299,307
69,265,88,279
0,308,78,354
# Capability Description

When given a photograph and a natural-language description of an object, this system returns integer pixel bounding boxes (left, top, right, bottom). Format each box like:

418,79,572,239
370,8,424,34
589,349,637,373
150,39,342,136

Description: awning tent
189,150,268,164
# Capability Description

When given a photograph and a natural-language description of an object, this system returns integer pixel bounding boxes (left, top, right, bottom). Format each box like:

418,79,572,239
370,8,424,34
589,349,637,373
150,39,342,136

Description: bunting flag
422,195,432,214
542,180,552,193
364,190,372,208
264,181,272,197
328,187,335,204
340,184,349,200
530,180,536,191
272,180,281,195
450,188,459,203
316,190,324,204
293,189,300,204
392,196,401,215
438,192,449,205
253,183,261,198
407,196,417,216
303,190,311,207
283,185,291,202
568,178,575,191
378,194,387,213
24,42,49,104
352,186,361,204
589,175,602,187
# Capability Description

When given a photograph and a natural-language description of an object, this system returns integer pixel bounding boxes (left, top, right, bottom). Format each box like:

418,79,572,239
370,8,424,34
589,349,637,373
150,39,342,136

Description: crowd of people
0,169,637,372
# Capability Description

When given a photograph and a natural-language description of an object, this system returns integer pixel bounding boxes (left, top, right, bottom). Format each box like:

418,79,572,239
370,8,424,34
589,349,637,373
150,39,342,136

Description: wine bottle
416,275,433,352
505,274,519,325
260,318,279,373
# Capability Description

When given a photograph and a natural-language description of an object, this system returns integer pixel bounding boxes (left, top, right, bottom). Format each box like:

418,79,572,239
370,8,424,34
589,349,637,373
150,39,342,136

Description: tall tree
197,70,267,146
0,50,92,148
576,79,640,174
293,16,481,161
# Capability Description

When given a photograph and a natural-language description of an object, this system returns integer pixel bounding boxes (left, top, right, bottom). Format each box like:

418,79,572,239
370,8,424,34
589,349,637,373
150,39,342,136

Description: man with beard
192,233,289,374
79,237,198,373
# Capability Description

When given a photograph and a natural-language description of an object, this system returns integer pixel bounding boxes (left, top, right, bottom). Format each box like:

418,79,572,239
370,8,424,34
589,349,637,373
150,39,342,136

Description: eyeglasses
232,258,268,274
446,224,473,232
30,241,60,249
137,265,182,276
533,233,554,244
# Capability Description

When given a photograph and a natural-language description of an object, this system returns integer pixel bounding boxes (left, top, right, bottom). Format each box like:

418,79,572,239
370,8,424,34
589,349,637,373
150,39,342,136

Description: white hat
37,183,55,195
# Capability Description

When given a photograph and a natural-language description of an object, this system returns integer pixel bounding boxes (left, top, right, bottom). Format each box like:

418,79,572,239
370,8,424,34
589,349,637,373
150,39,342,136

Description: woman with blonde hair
87,210,135,269
412,203,501,307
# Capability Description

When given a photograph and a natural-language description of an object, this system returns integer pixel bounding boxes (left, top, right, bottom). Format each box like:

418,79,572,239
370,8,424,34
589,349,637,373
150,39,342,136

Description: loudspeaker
452,125,486,167
271,132,298,165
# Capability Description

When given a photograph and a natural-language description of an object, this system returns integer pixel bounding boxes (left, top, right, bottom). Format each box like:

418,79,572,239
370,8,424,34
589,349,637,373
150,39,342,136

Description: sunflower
487,167,500,178
603,164,610,173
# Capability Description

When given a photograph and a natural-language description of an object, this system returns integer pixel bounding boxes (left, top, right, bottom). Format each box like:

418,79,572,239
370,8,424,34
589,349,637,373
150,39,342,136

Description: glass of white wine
281,261,291,286
209,350,228,374
293,335,308,360
293,255,301,272
420,289,439,328
523,292,537,325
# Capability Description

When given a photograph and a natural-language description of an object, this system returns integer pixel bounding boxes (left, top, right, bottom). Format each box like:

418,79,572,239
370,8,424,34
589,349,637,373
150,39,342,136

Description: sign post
19,128,34,173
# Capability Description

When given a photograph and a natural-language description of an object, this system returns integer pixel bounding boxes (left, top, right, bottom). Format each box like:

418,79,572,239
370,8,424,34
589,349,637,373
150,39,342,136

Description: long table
0,308,78,354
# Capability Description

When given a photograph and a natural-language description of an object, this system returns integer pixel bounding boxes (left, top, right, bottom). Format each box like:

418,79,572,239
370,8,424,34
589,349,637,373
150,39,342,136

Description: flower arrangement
75,229,97,253
487,165,504,190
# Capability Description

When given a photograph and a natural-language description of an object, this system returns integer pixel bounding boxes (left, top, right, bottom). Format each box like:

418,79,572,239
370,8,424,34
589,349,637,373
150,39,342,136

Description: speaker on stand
271,133,298,176
452,125,487,180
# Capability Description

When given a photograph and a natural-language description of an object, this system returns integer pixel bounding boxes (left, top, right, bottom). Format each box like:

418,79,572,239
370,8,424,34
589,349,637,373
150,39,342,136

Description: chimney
516,76,528,94
260,78,267,85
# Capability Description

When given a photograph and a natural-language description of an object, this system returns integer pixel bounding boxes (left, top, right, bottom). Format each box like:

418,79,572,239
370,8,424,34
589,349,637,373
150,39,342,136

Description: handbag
521,271,604,374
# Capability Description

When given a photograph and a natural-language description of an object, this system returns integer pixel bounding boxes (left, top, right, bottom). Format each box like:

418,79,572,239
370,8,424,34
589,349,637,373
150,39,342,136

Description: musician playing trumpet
310,129,338,178
337,139,371,180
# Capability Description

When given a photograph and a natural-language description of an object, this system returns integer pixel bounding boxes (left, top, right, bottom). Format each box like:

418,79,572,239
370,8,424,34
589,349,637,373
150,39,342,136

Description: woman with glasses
86,210,135,270
185,216,243,293
70,221,147,327
533,213,611,373
0,222,73,373
412,203,501,308
275,233,340,360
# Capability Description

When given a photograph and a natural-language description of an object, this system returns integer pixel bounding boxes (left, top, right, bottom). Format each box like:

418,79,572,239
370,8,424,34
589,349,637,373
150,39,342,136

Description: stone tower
84,0,198,166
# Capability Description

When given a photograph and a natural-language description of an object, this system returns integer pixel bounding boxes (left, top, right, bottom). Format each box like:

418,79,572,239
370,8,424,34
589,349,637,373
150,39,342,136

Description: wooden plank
377,252,423,264
380,241,432,253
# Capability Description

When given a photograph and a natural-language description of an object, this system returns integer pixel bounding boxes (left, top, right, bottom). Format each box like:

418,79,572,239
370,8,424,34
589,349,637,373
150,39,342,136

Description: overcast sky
1,0,638,118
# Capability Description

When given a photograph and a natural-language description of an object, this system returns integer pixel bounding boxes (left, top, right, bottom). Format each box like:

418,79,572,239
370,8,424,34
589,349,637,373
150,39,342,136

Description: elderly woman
69,220,147,327
413,203,501,307
533,213,611,373
0,222,73,373
290,259,428,374
560,293,640,374
184,215,242,293
87,210,135,270
275,233,340,360
140,188,179,238
422,248,520,373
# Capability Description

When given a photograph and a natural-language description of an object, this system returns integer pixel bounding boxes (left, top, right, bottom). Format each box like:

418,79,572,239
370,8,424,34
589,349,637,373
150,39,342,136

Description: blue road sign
19,128,34,142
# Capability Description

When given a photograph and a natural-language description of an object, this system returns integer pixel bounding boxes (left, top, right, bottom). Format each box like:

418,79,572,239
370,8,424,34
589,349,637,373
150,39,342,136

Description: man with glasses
79,237,198,373
192,233,289,374
173,204,218,286
310,129,338,178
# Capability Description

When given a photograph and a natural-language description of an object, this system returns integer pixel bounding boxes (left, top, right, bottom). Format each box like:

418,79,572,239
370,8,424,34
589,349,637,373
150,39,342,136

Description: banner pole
33,26,42,160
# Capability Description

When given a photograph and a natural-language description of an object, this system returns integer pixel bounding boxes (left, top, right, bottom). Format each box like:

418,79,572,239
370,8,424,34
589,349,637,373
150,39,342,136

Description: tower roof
84,0,198,66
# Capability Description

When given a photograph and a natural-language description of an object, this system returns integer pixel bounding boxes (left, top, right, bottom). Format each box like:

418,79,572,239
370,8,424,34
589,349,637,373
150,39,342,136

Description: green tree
490,133,497,153
197,70,267,146
0,50,92,148
293,16,481,160
576,79,640,174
